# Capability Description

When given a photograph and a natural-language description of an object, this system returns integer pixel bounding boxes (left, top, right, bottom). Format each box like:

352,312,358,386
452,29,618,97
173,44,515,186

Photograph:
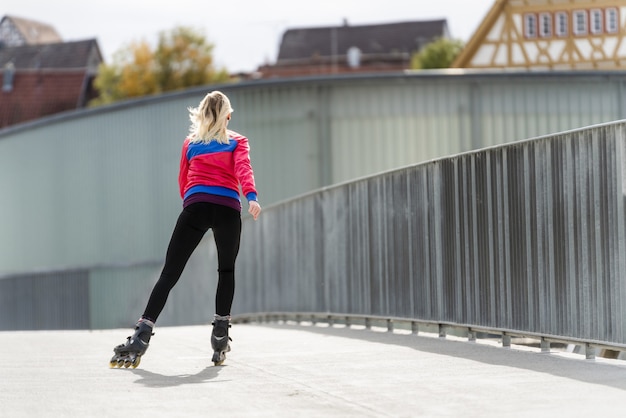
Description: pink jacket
178,130,258,203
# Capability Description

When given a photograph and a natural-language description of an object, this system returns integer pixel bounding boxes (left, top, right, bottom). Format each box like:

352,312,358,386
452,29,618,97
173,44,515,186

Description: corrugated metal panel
88,264,163,329
330,79,473,183
479,78,621,147
235,121,626,345
0,100,186,275
227,84,324,200
0,270,89,330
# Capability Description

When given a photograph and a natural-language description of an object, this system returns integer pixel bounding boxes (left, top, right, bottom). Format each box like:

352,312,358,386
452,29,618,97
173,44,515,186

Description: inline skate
211,315,232,366
109,318,154,369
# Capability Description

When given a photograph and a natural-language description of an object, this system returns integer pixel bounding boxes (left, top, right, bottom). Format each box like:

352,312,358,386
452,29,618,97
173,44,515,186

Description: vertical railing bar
523,146,535,328
564,139,577,335
502,149,513,329
470,155,480,324
591,131,604,340
612,125,623,341
578,135,591,339
535,143,546,334
545,141,557,335
487,151,496,326
454,159,464,322
407,169,415,318
433,165,444,320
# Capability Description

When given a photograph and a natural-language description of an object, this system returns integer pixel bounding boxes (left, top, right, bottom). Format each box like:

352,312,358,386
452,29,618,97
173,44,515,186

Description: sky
3,0,493,73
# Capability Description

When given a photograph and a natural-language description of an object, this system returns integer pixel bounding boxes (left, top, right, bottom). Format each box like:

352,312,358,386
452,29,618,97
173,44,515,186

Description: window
555,12,568,37
573,10,588,35
525,14,537,38
519,8,617,40
2,62,15,93
590,9,603,34
606,8,619,34
539,13,552,37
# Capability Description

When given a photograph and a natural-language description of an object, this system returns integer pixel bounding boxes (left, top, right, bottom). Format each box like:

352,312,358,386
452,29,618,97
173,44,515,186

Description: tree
91,26,230,106
411,38,465,70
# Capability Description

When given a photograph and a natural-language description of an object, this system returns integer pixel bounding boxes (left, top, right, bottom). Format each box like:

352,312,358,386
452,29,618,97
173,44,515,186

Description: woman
110,91,261,368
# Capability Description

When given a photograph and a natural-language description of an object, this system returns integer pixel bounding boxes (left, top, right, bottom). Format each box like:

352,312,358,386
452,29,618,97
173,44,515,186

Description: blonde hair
188,91,233,144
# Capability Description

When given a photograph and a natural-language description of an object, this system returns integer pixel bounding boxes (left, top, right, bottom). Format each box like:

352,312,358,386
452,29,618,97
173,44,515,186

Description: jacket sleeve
178,139,191,199
233,136,258,202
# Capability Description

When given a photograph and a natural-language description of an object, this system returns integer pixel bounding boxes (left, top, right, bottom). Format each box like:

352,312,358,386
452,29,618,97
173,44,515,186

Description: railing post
467,329,476,342
502,333,511,348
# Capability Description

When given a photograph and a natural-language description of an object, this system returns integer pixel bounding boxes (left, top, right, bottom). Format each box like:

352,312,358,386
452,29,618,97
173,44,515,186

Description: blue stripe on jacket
186,140,237,160
184,185,241,201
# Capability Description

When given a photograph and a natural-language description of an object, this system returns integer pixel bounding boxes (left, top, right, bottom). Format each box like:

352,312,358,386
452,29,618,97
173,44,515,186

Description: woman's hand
248,201,261,220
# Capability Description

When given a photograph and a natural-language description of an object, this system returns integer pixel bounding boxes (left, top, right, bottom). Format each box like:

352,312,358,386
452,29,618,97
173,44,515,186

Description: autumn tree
411,37,465,70
91,26,230,106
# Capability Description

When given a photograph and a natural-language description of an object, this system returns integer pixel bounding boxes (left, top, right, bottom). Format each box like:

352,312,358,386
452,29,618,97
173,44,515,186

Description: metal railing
234,121,626,355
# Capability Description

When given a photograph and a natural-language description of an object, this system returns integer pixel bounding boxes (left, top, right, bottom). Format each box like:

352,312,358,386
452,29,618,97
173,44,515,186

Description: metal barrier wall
2,121,625,340
2,72,626,335
234,121,626,348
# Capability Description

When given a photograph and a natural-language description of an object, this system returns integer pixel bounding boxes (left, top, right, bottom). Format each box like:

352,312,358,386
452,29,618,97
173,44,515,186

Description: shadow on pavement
262,322,626,392
129,365,224,388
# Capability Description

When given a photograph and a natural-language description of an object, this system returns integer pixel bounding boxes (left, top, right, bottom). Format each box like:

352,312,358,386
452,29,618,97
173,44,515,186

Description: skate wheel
212,351,226,366
123,357,133,368
131,356,141,369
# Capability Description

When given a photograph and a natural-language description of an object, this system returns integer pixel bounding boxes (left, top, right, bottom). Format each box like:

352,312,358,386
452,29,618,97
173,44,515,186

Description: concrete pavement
2,322,626,417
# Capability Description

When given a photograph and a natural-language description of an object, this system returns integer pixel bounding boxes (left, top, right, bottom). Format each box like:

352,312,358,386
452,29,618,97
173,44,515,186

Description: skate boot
211,315,232,366
109,318,155,369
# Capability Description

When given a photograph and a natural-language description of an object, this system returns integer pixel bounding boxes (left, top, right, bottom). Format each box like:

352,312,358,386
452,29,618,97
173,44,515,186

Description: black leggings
142,202,242,322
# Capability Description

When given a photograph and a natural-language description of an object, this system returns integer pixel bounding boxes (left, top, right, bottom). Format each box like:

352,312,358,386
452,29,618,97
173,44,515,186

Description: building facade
453,0,626,70
0,15,103,128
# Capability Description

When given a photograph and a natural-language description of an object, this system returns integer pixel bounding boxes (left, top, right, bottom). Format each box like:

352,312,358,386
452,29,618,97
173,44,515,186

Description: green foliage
411,37,465,70
90,26,231,106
